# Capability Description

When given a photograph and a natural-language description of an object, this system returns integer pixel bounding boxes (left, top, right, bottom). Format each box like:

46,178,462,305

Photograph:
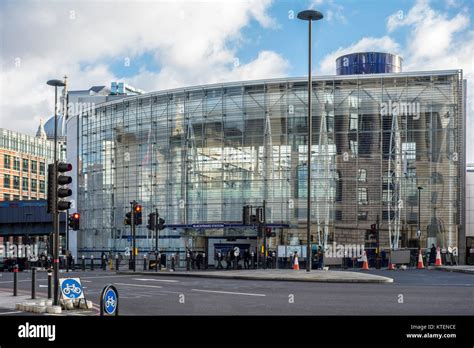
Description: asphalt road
0,269,473,315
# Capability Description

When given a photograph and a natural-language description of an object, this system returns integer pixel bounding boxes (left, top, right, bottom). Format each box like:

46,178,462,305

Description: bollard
31,267,36,299
171,254,176,271
155,252,159,272
91,255,94,271
13,264,18,296
115,254,119,271
47,269,52,299
102,255,106,271
82,255,85,271
143,254,147,271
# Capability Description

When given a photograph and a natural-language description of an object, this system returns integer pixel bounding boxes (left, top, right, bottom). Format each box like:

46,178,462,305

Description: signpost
100,285,119,316
59,278,84,300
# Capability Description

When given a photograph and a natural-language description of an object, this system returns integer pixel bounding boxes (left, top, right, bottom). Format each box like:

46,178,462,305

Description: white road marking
191,289,266,297
133,278,179,283
114,283,163,289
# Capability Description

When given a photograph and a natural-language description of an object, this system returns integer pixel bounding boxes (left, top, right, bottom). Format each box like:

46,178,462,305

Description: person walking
244,249,250,269
429,244,436,265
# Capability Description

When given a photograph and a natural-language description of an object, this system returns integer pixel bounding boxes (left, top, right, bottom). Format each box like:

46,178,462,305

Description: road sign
100,284,119,316
59,278,84,300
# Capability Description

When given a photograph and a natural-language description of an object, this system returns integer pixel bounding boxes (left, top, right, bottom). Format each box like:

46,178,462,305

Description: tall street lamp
46,78,65,306
417,186,423,252
298,9,323,272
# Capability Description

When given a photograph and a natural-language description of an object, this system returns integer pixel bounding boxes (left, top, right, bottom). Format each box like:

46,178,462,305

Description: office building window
358,169,367,182
39,162,45,175
22,196,29,200
22,158,29,172
13,157,20,170
4,174,10,188
3,194,10,201
4,155,11,169
13,176,20,189
31,160,37,174
31,179,37,192
39,180,45,194
22,177,28,191
358,187,368,205
13,195,19,200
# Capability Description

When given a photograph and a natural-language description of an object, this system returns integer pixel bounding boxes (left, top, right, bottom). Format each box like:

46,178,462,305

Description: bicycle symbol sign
104,289,117,315
101,285,119,316
59,278,84,299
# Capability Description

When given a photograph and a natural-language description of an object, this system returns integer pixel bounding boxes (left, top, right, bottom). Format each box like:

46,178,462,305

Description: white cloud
310,0,346,24
319,36,400,75
0,0,288,134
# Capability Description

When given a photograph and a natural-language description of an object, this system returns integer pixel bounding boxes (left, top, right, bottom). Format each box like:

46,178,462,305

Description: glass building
70,70,466,264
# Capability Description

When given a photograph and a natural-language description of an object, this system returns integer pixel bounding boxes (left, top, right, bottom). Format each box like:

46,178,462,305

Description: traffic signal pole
155,209,159,253
131,201,136,272
263,200,267,270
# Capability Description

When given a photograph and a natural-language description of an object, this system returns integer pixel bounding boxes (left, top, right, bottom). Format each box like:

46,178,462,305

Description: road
0,269,472,315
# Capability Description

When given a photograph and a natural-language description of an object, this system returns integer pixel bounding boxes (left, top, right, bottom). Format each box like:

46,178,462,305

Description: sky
0,0,473,158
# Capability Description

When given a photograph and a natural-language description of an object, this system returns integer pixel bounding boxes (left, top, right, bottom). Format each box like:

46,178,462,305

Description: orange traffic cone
435,246,442,266
293,255,299,270
388,262,395,270
417,249,424,269
361,251,369,270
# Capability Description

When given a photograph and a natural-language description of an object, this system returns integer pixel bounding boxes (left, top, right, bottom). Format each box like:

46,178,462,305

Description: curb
430,266,474,275
116,271,393,284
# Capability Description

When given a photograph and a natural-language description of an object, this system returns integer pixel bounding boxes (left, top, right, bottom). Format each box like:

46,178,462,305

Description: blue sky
102,0,473,79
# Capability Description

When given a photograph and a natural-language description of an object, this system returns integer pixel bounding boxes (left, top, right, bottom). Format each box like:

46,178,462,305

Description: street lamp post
46,79,66,307
417,186,423,252
298,9,323,272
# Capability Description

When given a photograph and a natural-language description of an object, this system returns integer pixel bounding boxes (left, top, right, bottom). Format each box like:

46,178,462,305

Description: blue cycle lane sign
59,278,84,300
100,284,119,316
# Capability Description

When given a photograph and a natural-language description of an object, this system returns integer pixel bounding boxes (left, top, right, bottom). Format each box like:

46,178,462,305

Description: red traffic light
134,204,142,213
73,213,80,219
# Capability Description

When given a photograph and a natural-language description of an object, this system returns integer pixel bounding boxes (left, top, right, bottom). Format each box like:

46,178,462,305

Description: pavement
117,268,394,283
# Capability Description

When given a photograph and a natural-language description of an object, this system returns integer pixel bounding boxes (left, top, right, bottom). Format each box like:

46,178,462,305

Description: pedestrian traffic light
124,211,132,225
147,212,156,230
68,212,80,230
158,217,165,230
57,162,73,211
134,204,142,225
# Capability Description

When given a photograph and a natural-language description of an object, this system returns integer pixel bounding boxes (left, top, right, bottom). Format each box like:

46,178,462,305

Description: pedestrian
244,249,250,269
216,251,223,269
226,250,232,270
67,251,73,272
429,244,436,265
196,252,202,270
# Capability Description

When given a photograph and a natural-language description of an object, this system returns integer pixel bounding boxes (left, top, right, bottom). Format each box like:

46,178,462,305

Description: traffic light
265,227,272,238
256,206,264,224
124,211,132,225
242,205,251,225
68,212,80,230
158,217,165,230
134,204,142,225
47,164,54,213
147,212,156,230
250,214,258,224
57,162,73,211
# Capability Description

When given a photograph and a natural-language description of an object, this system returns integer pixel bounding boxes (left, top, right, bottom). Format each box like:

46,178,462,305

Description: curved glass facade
76,71,465,256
